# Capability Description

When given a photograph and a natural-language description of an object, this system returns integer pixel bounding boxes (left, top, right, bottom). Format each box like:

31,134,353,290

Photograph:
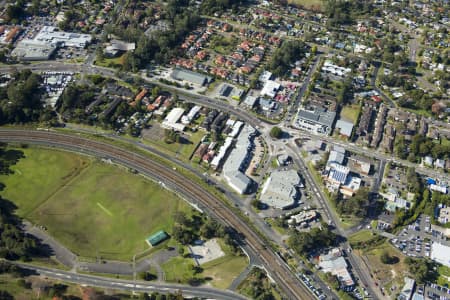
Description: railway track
0,129,314,300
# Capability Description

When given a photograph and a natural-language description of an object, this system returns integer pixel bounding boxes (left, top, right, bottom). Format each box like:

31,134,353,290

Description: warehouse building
11,40,56,61
335,119,354,138
171,68,211,86
260,169,300,209
33,26,92,48
181,105,201,125
222,125,256,194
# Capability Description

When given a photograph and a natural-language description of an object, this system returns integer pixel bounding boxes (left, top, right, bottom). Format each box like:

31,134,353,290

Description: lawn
95,54,125,68
0,273,84,300
287,0,323,9
0,147,192,261
437,265,450,286
340,104,361,124
201,240,248,289
162,239,248,288
143,125,205,161
340,215,363,230
209,35,238,55
348,229,376,244
440,138,450,147
266,218,289,236
162,256,197,284
0,148,91,217
362,242,409,297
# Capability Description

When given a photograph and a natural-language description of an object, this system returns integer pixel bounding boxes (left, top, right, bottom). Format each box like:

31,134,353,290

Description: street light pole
133,254,136,294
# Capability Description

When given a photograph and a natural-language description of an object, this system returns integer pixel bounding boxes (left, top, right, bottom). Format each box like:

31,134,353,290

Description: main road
1,62,447,181
7,261,247,300
0,129,315,300
284,142,383,300
0,62,262,128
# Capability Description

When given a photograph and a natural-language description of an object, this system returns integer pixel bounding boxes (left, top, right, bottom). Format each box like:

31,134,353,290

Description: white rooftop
259,70,272,83
260,169,300,209
33,26,92,48
222,125,256,194
261,80,280,98
162,107,185,131
431,242,450,267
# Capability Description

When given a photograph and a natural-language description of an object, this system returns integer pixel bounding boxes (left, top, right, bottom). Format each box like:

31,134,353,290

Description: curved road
0,62,262,128
8,261,246,300
0,129,315,300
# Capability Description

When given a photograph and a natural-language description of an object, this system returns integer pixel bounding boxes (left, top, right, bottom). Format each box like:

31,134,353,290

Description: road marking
96,202,113,216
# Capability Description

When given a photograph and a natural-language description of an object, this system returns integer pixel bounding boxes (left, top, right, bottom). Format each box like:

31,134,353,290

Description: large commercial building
295,106,336,135
171,68,210,86
335,119,354,138
11,40,57,61
33,26,92,48
12,26,92,61
222,125,256,194
260,169,300,209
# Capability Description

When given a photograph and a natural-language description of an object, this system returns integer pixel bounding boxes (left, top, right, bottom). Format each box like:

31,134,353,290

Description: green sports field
0,147,191,261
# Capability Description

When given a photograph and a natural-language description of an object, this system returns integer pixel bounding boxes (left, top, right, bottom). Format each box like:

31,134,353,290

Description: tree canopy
324,0,372,26
269,126,283,139
288,226,337,255
0,70,47,125
268,40,307,78
404,257,438,284
337,188,370,218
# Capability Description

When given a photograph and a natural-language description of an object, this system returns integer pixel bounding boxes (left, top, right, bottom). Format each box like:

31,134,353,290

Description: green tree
337,188,370,217
268,40,307,77
324,272,339,289
380,250,394,264
152,86,160,98
95,47,105,63
288,226,337,255
269,126,283,139
404,257,438,284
